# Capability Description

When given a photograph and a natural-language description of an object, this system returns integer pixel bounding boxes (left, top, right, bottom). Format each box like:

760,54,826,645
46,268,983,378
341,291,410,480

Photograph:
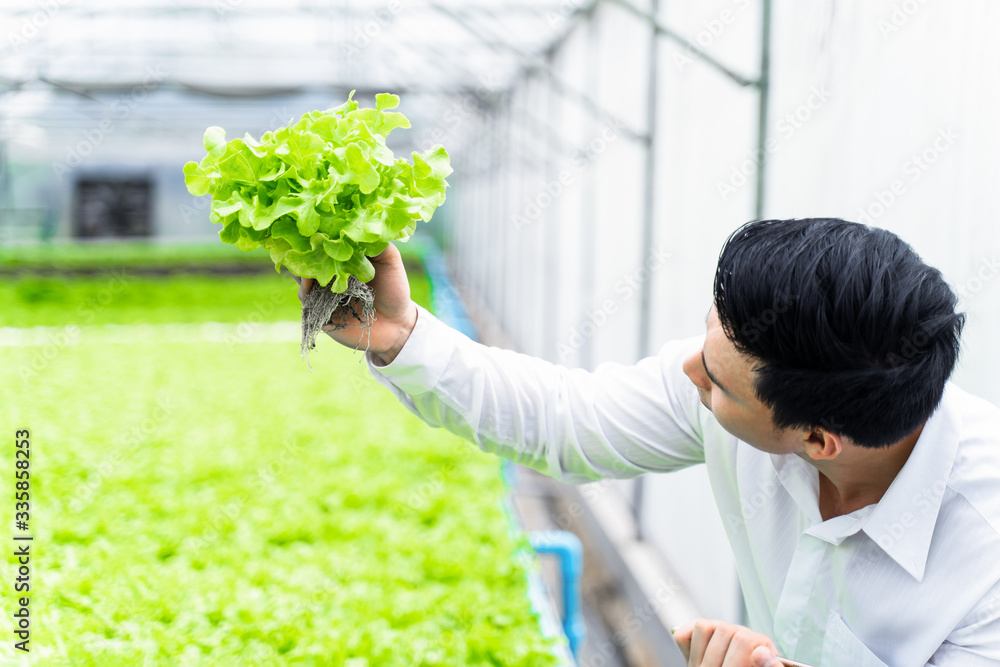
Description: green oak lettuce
183,92,452,291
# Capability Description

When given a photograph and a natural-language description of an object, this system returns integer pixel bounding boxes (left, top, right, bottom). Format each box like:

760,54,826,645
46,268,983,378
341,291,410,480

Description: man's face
682,305,802,454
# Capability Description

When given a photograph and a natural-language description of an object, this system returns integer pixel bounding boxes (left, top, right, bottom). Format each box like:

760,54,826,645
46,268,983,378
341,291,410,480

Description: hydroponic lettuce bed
0,241,430,328
0,271,430,328
0,255,562,665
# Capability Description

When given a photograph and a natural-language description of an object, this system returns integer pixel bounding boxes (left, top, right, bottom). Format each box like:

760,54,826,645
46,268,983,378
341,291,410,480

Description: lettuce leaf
183,91,452,290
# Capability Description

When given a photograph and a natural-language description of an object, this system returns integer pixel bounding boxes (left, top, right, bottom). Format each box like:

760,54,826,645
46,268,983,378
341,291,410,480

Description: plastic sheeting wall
444,0,1000,627
763,1,1000,406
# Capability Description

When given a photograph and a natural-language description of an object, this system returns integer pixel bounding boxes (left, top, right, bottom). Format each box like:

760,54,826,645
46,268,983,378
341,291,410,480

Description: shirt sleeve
365,303,708,484
926,579,1000,666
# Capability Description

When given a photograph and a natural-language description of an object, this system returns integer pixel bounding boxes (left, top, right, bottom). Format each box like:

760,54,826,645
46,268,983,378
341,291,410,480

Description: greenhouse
2,1,1000,665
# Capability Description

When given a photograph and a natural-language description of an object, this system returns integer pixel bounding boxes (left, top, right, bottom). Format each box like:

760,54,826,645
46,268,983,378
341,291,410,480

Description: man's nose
682,349,710,390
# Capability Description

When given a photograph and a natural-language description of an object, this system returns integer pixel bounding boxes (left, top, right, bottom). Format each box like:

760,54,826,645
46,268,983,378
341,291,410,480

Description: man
295,218,1000,666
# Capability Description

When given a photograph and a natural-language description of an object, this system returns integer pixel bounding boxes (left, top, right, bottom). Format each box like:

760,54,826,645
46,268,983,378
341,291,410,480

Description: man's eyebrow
702,351,737,399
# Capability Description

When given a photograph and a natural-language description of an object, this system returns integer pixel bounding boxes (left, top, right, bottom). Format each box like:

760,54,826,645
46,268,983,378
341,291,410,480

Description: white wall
763,0,1000,405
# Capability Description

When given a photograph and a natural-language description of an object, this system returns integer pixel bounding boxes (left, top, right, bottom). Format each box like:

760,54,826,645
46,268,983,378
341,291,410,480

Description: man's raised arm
299,245,707,483
295,243,708,483
367,302,708,483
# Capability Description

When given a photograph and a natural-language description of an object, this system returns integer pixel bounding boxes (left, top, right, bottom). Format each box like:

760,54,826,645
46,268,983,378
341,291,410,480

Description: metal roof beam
604,0,758,88
429,1,648,142
0,78,482,99
0,3,568,18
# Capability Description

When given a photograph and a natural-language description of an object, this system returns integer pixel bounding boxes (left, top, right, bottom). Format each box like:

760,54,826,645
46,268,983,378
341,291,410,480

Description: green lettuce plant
183,91,452,361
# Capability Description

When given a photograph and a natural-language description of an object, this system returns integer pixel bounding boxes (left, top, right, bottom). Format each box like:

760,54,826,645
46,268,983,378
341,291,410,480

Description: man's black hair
713,218,965,448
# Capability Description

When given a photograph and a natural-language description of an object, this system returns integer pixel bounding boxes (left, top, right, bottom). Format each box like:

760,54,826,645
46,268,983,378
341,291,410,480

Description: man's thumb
752,645,781,667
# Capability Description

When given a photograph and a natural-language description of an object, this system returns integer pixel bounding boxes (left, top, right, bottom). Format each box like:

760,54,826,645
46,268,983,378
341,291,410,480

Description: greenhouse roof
1,1,583,97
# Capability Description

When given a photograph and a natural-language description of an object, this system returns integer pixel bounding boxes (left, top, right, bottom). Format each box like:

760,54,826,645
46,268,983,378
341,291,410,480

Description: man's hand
291,243,418,366
674,619,781,667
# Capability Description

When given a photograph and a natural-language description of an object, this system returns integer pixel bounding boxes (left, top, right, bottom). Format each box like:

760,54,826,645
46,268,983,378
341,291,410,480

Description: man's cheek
712,404,749,440
711,393,732,419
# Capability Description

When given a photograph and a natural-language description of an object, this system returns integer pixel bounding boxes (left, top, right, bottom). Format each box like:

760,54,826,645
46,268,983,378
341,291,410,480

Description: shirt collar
769,452,823,525
860,383,960,582
768,383,961,582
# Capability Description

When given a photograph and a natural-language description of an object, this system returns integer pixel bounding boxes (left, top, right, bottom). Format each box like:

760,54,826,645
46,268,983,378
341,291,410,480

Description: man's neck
809,422,925,521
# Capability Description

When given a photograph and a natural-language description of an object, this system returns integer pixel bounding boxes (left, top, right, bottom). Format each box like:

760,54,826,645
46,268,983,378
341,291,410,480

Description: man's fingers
672,622,694,660
371,243,398,262
675,619,781,667
688,620,721,667
298,278,315,303
751,646,781,667
701,624,736,666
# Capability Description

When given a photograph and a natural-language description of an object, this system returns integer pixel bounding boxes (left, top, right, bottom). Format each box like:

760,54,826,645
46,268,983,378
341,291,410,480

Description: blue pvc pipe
530,530,587,659
412,237,479,341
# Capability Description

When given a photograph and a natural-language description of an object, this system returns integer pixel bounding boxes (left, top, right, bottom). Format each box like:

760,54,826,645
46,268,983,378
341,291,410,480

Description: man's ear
802,427,843,461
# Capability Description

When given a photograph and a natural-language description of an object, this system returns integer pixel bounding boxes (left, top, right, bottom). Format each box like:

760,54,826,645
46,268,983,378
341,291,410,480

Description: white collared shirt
366,304,1000,666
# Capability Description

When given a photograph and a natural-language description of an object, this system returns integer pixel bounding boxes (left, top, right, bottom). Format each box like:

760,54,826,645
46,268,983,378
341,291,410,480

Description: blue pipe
411,237,479,341
530,530,587,659
502,459,517,486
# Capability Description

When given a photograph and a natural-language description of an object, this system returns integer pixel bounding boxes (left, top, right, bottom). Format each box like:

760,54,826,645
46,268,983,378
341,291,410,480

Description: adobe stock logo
673,0,754,72
3,0,70,52
855,127,959,226
51,66,168,180
872,478,947,552
557,247,670,361
512,117,626,231
877,0,929,40
955,255,1000,302
737,292,796,344
717,85,832,202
